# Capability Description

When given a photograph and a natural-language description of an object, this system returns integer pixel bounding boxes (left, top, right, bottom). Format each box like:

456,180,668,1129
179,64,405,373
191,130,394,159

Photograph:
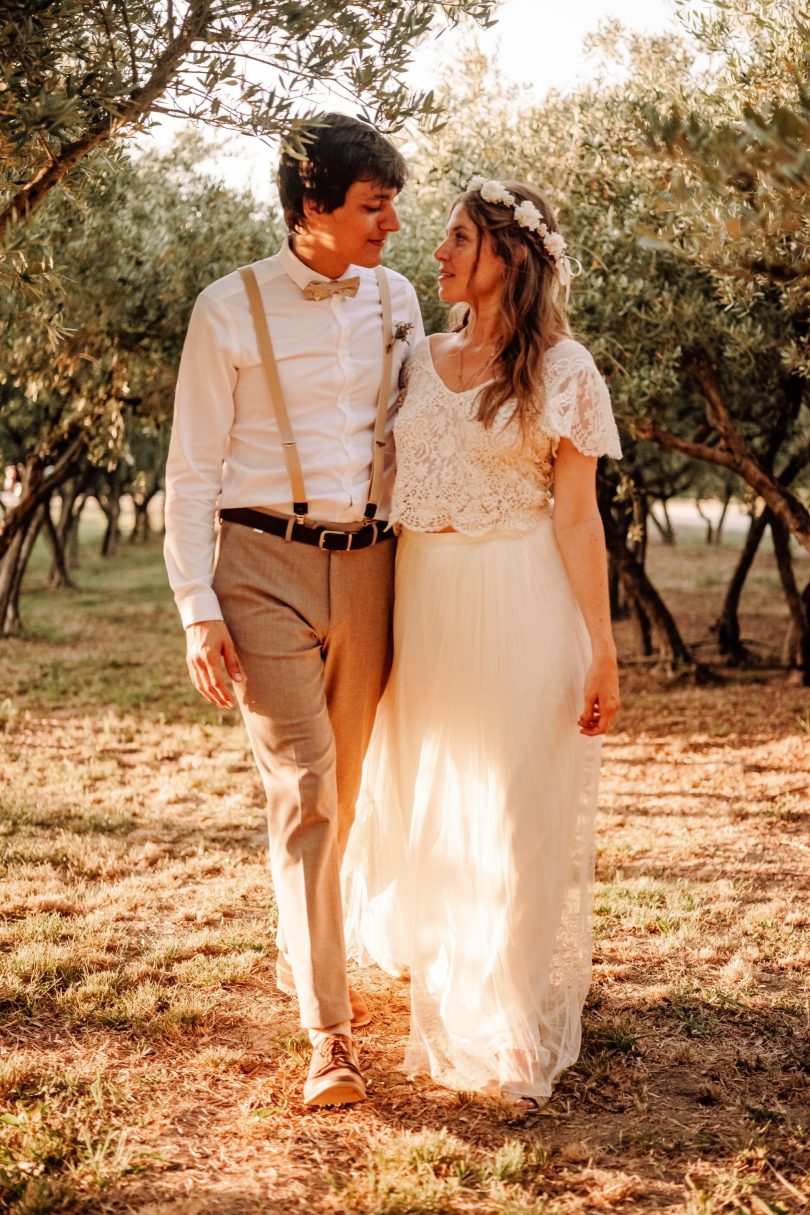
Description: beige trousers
212,520,395,1028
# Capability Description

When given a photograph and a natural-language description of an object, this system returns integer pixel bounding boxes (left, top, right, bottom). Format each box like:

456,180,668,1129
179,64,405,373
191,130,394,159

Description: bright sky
151,0,676,201
412,0,675,94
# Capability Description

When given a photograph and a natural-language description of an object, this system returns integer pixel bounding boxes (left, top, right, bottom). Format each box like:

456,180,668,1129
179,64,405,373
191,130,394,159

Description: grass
0,512,807,1213
0,1067,138,1213
339,1129,554,1214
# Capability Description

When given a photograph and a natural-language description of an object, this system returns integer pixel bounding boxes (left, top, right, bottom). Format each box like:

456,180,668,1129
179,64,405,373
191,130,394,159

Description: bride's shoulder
544,337,597,371
408,333,450,373
425,331,454,350
403,336,430,377
398,336,432,395
417,332,452,362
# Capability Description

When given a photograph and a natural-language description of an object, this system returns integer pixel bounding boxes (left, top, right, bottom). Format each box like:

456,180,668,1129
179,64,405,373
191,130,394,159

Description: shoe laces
318,1035,353,1067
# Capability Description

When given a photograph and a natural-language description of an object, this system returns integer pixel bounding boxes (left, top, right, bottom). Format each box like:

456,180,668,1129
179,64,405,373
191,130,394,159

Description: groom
164,113,423,1106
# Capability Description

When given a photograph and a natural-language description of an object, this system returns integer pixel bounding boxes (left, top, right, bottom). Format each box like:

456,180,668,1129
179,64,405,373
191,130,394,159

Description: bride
343,177,622,1106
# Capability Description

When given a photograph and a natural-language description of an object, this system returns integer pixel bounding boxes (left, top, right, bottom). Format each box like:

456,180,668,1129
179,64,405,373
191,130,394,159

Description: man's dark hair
278,113,407,233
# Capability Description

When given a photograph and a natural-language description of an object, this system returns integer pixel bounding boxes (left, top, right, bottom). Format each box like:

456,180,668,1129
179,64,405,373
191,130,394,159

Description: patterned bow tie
302,276,360,302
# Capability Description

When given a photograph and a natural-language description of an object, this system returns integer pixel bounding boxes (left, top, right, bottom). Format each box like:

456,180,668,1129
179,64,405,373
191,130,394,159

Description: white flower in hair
543,230,567,259
466,173,573,292
513,200,542,232
480,179,515,206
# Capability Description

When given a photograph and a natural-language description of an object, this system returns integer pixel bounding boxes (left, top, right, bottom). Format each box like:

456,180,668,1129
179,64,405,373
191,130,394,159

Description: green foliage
636,0,810,413
0,136,280,561
385,17,809,546
0,0,497,284
0,1077,136,1212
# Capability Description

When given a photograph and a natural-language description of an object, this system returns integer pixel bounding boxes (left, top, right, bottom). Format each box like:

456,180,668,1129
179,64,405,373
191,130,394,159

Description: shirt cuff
178,590,224,629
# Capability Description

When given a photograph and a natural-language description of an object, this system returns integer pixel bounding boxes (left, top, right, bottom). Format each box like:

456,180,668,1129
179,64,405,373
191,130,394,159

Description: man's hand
186,620,243,709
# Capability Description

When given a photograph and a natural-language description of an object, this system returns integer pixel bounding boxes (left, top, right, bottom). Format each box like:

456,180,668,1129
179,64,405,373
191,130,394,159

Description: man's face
303,179,400,267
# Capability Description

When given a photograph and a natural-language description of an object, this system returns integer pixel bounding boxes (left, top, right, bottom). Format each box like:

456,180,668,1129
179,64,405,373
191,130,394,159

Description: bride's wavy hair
452,180,571,434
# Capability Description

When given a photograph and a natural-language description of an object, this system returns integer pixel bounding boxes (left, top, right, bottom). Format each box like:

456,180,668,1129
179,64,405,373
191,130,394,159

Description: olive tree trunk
714,509,770,664
771,515,810,684
0,504,46,635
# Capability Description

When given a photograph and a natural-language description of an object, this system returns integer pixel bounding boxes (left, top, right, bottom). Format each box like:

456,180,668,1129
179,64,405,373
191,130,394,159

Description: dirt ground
0,519,807,1214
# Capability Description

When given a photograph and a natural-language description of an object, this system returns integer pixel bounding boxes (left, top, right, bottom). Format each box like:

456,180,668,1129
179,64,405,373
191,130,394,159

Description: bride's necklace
457,333,502,393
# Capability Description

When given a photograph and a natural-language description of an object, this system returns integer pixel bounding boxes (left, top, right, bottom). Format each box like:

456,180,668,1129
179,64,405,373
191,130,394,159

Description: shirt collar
279,236,360,295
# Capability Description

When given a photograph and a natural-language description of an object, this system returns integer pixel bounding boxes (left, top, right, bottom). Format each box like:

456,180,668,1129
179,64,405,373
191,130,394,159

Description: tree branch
622,410,810,555
683,352,754,459
0,0,213,241
0,432,86,560
120,1,139,87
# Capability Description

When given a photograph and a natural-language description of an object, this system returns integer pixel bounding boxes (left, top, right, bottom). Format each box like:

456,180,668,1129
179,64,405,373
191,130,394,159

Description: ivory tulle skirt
342,520,602,1100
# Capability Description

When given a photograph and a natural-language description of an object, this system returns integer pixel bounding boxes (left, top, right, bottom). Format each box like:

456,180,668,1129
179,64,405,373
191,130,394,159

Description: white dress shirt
164,238,424,627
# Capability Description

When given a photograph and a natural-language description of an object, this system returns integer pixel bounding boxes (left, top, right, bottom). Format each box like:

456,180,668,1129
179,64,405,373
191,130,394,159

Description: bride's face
434,204,505,305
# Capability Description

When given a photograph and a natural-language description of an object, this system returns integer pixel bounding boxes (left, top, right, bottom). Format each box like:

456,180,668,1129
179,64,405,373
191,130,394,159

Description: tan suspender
239,264,394,526
240,266,308,517
369,267,394,520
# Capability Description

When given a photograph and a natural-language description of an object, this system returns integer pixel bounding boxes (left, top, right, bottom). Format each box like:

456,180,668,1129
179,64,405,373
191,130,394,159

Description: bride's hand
578,654,620,737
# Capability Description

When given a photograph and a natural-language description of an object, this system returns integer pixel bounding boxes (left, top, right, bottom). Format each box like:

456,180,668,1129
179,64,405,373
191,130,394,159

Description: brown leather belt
219,507,394,552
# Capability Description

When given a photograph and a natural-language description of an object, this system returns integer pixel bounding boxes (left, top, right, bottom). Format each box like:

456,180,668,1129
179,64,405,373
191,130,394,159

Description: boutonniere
387,321,414,352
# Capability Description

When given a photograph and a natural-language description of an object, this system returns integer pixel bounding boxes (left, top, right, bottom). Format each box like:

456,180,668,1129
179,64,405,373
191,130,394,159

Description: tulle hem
343,520,601,1099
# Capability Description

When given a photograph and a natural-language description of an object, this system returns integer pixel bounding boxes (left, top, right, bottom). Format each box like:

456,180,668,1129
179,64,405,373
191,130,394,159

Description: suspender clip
285,513,307,542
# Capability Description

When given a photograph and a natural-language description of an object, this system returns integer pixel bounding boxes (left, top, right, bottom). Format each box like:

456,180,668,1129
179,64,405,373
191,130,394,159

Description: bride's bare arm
551,437,620,737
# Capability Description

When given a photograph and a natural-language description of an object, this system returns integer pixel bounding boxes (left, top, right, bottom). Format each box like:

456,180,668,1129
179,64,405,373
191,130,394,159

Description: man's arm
164,291,243,708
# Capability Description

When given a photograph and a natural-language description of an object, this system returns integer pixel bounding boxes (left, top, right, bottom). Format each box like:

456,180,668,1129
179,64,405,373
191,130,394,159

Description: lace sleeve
541,342,622,460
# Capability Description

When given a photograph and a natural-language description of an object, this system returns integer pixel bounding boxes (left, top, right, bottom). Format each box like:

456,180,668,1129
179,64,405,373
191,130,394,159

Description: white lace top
389,337,622,535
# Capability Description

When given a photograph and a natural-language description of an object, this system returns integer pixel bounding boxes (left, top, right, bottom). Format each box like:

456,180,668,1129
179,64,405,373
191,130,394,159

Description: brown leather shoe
303,1035,366,1107
275,959,372,1030
349,986,372,1029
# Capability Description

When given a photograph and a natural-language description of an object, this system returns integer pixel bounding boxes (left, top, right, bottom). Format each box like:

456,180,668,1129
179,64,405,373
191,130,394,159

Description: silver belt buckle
318,529,353,551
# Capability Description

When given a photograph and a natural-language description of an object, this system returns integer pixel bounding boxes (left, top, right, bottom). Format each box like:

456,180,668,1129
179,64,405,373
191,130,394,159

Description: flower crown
467,175,576,291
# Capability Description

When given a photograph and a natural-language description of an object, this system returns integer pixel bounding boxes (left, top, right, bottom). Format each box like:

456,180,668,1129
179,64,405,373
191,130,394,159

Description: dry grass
0,516,808,1214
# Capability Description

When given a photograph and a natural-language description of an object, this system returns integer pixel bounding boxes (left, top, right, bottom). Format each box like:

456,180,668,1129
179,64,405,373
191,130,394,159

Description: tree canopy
0,0,497,285
384,2,809,549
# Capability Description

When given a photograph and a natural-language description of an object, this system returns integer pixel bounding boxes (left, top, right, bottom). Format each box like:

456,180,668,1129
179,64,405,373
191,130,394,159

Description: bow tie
302,276,360,302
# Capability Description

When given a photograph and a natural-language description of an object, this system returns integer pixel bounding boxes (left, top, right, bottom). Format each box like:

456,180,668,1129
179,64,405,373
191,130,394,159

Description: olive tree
0,139,280,631
387,22,808,672
1,0,496,252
